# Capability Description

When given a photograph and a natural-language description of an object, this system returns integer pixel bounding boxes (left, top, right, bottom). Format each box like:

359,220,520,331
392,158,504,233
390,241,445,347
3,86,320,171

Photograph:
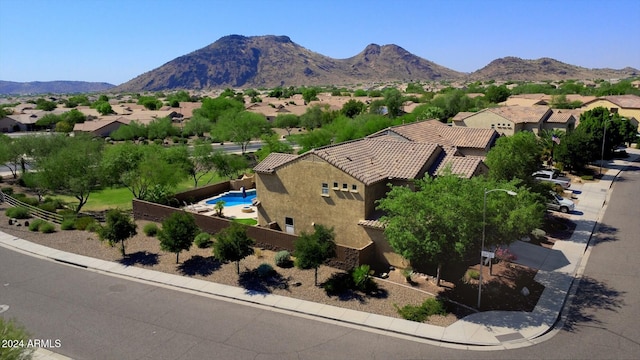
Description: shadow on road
563,275,625,332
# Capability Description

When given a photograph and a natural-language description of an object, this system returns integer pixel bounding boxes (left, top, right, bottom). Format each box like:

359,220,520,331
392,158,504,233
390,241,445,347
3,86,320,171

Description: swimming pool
205,189,256,207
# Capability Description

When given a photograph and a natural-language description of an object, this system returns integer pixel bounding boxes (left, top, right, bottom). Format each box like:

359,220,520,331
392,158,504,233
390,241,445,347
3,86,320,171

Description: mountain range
2,35,638,94
0,81,115,96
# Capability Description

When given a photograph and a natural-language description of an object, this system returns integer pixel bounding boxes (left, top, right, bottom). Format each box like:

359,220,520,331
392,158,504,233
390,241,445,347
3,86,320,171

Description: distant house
581,95,640,123
253,120,495,267
73,117,129,137
369,119,499,156
452,106,576,135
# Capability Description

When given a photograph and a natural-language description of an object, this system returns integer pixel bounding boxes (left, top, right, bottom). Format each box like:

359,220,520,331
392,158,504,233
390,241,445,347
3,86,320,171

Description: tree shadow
119,251,159,266
238,268,290,295
321,272,388,303
178,255,221,276
592,222,619,245
563,275,625,332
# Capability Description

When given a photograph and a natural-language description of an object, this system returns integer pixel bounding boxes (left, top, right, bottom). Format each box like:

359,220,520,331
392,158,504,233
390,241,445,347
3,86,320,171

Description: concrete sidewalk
1,151,638,356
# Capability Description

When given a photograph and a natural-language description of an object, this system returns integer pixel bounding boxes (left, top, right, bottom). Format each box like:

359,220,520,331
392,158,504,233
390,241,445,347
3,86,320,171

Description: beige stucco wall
256,155,372,248
582,100,640,120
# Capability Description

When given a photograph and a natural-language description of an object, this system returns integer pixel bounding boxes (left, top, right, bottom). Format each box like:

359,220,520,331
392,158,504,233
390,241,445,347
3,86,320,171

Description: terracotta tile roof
73,117,128,132
546,110,577,124
253,153,299,173
601,95,640,109
434,149,486,179
486,106,551,124
451,111,475,122
255,138,442,185
369,119,498,150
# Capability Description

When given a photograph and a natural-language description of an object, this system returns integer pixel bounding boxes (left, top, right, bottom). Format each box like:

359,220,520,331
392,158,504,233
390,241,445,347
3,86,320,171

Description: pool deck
184,201,258,221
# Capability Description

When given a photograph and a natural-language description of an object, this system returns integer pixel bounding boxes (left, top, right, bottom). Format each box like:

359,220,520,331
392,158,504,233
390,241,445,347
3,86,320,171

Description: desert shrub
43,197,65,209
1,187,14,195
394,298,447,322
74,216,96,230
143,223,159,236
60,218,76,230
14,194,38,206
530,228,546,241
274,250,292,267
581,175,594,181
29,219,46,231
39,222,56,233
0,318,34,360
352,264,374,292
6,207,30,219
58,209,77,221
194,232,212,248
85,222,102,233
37,202,58,213
466,269,480,280
495,247,517,262
256,263,275,279
254,248,263,258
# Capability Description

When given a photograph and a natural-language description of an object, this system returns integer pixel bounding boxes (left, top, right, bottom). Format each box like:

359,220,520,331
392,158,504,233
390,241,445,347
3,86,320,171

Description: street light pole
600,114,614,176
478,188,517,310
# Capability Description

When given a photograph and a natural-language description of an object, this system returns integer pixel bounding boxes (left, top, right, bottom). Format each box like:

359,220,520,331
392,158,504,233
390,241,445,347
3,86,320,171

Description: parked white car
533,170,571,189
547,192,575,213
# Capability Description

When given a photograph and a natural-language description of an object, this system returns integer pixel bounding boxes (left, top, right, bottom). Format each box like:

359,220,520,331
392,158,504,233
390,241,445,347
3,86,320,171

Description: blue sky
1,0,638,85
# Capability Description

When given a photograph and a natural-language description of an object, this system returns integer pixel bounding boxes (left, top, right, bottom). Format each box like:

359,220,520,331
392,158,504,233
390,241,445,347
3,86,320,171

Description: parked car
547,192,575,213
532,170,571,189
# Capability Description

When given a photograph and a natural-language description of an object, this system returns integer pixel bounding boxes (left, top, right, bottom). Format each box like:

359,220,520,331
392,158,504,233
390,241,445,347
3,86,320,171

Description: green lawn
54,171,247,212
232,218,258,226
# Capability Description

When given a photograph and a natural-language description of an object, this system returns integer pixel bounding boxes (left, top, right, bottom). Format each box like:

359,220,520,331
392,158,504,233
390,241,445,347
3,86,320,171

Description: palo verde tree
213,222,255,274
101,209,138,257
213,111,271,154
294,224,336,286
36,134,104,213
377,173,543,286
158,211,199,264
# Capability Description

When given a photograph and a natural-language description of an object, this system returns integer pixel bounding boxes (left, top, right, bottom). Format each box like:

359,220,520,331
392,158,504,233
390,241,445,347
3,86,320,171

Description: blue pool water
205,189,256,207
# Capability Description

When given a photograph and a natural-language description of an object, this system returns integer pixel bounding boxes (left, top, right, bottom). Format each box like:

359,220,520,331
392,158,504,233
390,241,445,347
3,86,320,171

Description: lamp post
600,114,614,176
478,188,517,309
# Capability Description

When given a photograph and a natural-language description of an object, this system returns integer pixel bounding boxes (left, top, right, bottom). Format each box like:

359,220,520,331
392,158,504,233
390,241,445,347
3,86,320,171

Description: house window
342,183,348,191
333,182,339,190
351,184,358,193
491,124,495,129
321,183,329,196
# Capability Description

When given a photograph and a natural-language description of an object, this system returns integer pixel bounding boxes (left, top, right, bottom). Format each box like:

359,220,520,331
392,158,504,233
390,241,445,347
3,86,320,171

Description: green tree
301,87,319,104
273,114,300,136
213,111,271,154
485,131,542,186
300,104,332,129
210,151,248,179
341,99,367,118
101,209,138,256
138,95,163,110
294,224,336,286
484,85,511,103
294,128,333,153
35,113,61,129
383,88,404,118
255,134,294,162
188,141,216,187
213,222,255,274
95,101,113,115
182,114,212,137
158,211,199,263
36,135,103,213
554,128,598,172
147,117,179,140
0,135,36,179
193,96,244,122
101,143,187,199
378,174,543,286
35,97,57,111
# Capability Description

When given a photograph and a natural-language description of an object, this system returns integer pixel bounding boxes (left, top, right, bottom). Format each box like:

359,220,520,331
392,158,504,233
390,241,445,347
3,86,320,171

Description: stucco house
451,106,576,135
253,121,495,267
73,117,129,137
581,95,640,124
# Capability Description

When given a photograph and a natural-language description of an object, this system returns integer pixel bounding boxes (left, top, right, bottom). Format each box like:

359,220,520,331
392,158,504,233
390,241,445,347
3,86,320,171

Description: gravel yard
0,205,460,326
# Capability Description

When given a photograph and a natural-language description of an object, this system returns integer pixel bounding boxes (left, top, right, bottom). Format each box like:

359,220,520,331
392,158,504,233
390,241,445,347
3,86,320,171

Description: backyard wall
132,198,377,271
